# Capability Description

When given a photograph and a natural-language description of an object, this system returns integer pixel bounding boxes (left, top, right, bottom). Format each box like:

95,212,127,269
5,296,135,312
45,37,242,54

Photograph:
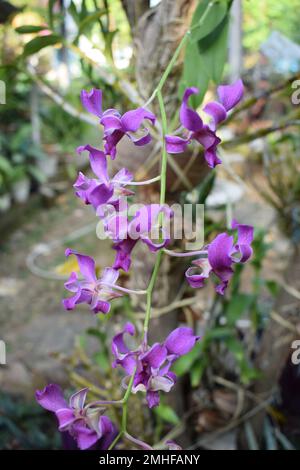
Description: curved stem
143,250,163,337
103,284,147,295
108,368,136,450
164,248,207,258
143,90,169,338
115,175,161,186
125,432,154,450
85,399,123,409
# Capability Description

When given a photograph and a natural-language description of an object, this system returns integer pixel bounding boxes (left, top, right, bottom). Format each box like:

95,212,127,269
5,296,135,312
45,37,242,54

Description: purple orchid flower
165,79,244,168
186,219,254,295
35,384,117,450
103,204,173,271
74,144,134,216
111,322,200,408
63,249,122,314
80,89,156,159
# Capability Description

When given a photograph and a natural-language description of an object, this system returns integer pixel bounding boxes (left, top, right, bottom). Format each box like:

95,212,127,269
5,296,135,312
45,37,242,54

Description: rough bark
134,0,195,118
120,0,150,31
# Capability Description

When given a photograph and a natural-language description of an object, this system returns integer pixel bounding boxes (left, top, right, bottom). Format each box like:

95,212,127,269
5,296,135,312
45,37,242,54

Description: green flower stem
108,370,136,450
109,1,216,449
143,90,169,337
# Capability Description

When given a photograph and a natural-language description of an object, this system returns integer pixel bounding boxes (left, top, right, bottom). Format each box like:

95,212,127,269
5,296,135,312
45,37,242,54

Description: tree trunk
117,0,202,447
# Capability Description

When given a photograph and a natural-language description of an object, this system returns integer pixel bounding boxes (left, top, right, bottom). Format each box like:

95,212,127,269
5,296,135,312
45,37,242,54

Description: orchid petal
121,108,155,132
141,343,167,369
80,89,102,117
164,327,200,356
65,249,97,282
146,390,160,408
69,388,88,410
203,101,227,128
180,87,203,132
217,79,244,111
35,384,68,412
165,135,190,154
77,145,109,183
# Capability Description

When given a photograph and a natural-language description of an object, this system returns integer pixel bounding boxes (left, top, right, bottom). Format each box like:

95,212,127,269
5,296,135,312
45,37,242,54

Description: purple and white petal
35,384,68,412
56,408,76,430
203,101,227,129
69,388,88,410
185,258,212,288
165,135,190,154
112,168,133,185
146,390,160,408
111,322,135,359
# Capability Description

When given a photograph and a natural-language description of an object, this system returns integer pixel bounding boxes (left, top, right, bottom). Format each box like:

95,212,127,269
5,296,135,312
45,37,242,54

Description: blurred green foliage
244,0,300,50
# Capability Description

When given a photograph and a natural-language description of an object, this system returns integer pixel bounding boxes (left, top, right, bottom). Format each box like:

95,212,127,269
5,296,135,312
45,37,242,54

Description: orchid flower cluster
35,75,253,450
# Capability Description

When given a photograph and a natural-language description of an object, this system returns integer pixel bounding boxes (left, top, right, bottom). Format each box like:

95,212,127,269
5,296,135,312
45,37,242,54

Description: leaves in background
23,34,61,58
190,1,228,43
15,25,48,34
180,0,232,106
154,403,180,425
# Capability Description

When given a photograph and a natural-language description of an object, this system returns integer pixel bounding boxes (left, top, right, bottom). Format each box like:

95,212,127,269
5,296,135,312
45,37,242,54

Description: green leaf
205,327,234,341
179,39,209,107
76,9,107,37
226,293,254,325
15,25,48,34
197,14,230,84
265,280,279,296
191,1,228,43
23,34,61,57
154,404,180,425
225,337,245,362
190,357,208,387
0,155,13,176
